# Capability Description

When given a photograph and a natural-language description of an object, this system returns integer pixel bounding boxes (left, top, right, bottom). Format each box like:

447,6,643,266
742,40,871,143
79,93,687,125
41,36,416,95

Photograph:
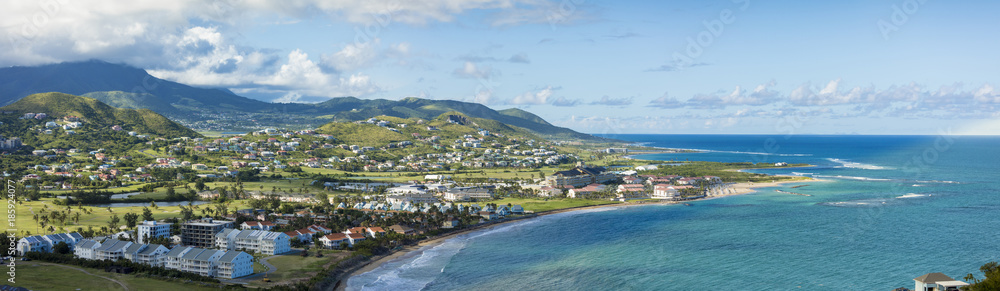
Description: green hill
0,92,199,138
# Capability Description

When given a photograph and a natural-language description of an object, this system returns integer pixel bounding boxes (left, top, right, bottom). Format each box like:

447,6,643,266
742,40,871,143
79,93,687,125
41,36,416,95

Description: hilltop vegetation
1,93,199,139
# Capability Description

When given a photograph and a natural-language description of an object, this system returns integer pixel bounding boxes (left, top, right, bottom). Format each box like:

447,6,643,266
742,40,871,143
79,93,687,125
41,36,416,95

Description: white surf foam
896,193,929,199
826,158,892,170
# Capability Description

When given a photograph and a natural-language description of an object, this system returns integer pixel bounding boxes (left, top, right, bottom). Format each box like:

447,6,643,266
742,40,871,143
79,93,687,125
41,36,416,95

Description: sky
2,0,999,135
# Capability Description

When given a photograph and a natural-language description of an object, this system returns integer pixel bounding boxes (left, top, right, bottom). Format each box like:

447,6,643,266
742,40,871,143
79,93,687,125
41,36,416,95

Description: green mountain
0,61,605,141
0,92,199,138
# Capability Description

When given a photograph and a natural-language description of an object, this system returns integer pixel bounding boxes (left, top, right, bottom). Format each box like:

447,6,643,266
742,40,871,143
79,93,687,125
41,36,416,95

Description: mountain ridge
0,61,604,141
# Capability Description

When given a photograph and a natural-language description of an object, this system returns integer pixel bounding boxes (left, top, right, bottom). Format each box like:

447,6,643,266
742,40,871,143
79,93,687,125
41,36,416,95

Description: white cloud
321,39,380,73
453,62,497,79
648,92,684,108
590,95,633,106
509,86,555,105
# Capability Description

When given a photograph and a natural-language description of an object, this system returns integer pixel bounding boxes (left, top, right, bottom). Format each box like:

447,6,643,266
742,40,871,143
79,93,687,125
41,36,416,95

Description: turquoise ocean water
346,135,1000,290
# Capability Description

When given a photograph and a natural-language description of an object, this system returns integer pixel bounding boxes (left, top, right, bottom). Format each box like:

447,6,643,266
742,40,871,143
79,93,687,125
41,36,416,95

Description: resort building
137,220,171,244
164,246,194,270
129,244,170,267
216,250,253,279
181,218,234,247
914,273,969,291
240,221,275,231
93,239,133,261
386,193,440,205
319,233,349,249
73,239,102,260
177,248,224,278
16,232,84,255
215,229,291,255
545,163,615,188
443,187,493,201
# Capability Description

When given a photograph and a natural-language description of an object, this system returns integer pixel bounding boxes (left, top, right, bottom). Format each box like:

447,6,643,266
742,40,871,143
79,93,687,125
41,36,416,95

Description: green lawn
13,198,253,237
17,262,222,291
492,198,621,213
264,250,345,282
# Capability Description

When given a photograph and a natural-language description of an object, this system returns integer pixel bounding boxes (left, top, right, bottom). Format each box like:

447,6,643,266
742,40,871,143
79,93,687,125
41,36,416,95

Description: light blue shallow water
347,135,1000,290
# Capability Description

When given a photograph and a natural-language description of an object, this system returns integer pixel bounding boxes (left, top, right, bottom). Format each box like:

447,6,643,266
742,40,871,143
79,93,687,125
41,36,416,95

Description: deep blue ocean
346,135,1000,291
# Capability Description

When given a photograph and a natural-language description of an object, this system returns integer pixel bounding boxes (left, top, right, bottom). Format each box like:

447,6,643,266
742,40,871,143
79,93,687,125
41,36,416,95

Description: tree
108,214,120,232
142,207,154,221
965,261,1000,291
52,242,70,254
316,193,329,205
166,187,177,200
195,180,206,191
123,212,139,228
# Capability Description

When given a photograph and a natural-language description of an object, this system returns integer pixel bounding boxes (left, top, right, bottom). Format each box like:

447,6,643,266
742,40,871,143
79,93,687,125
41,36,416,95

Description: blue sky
2,0,999,134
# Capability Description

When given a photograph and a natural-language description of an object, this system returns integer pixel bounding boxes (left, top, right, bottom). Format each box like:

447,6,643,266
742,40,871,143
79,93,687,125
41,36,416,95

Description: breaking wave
826,158,892,170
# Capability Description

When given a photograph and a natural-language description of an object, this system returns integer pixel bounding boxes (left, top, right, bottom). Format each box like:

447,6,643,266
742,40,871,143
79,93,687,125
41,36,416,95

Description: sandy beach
334,177,814,290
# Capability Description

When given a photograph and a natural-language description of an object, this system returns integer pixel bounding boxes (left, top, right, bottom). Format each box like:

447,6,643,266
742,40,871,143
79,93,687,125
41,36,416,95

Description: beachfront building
16,232,84,255
164,246,194,270
181,218,234,247
137,220,171,244
215,229,291,255
216,250,253,279
73,239,102,260
319,233,349,249
386,193,440,205
652,184,691,199
93,239,133,261
545,162,615,188
914,273,969,291
617,184,649,200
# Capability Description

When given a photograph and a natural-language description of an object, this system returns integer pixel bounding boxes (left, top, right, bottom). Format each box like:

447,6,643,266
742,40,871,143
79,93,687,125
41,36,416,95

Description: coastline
335,178,812,290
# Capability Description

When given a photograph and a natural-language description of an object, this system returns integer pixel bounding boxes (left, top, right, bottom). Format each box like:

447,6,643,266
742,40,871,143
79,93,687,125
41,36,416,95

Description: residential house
93,239,133,261
130,244,169,267
216,250,253,279
73,239,102,260
914,273,969,291
319,233,349,249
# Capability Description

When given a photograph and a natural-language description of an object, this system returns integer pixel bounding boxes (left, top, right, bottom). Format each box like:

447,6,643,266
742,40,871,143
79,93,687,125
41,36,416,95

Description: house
442,217,460,229
177,247,224,277
319,233,350,249
215,229,290,255
137,220,171,244
17,232,84,255
479,211,498,220
913,273,969,291
73,239,102,260
130,244,170,267
240,221,275,231
511,205,525,214
389,225,415,235
443,187,493,201
121,243,148,262
164,246,194,270
366,227,387,237
308,224,332,234
346,233,366,246
216,250,253,279
93,239,133,261
343,227,368,236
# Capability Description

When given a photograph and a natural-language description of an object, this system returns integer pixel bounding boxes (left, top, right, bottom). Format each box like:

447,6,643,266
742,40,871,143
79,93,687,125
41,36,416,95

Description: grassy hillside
82,91,179,115
0,92,199,138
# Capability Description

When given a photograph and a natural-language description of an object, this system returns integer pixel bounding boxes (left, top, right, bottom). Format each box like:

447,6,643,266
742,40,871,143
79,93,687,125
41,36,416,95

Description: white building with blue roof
178,248,224,277
130,244,170,267
93,239,133,261
215,229,290,255
16,232,84,255
73,239,102,260
216,251,253,279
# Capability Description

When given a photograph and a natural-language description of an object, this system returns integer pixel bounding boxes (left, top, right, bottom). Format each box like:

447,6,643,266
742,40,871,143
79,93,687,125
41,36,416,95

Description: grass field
17,262,223,291
251,249,350,288
491,198,621,213
13,198,253,237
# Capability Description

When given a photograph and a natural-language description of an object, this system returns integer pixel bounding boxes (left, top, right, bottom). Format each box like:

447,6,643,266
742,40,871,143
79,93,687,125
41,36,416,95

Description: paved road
34,262,130,291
